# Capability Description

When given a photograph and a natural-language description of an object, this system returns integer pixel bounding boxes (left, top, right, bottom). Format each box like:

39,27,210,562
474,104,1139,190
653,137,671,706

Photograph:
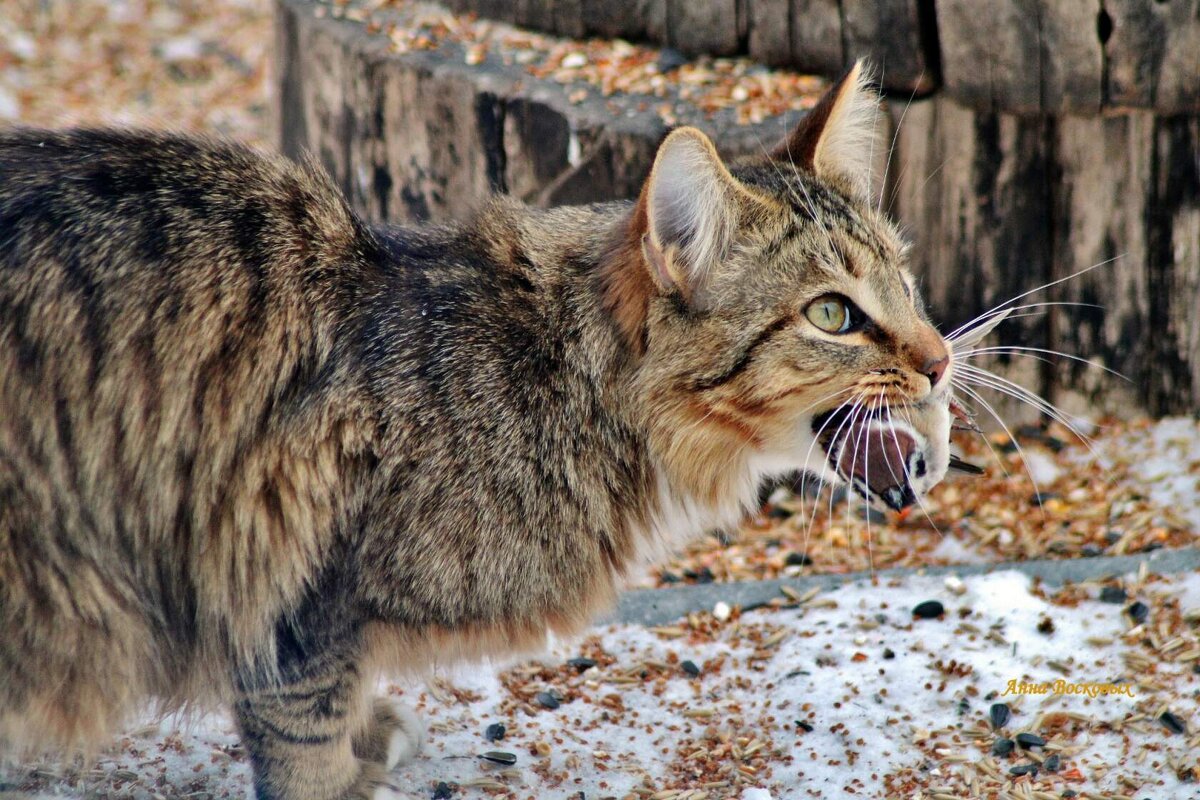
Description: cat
0,61,955,799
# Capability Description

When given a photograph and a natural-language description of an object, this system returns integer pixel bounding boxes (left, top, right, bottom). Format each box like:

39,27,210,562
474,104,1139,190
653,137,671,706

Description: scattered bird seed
1159,711,1187,735
680,659,701,677
992,738,1015,757
795,720,813,732
1015,733,1046,749
882,647,895,659
484,723,506,742
1127,601,1150,624
1100,586,1128,604
535,691,560,710
990,702,1011,730
1008,762,1038,777
1043,753,1061,772
479,751,517,766
859,505,888,524
913,600,945,619
784,551,812,567
432,782,453,799
567,657,597,672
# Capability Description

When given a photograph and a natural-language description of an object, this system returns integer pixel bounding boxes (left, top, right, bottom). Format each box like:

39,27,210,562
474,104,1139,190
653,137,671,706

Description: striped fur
0,63,952,799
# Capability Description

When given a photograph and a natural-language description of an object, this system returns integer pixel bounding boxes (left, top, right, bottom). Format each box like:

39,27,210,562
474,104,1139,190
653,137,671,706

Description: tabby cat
0,62,953,798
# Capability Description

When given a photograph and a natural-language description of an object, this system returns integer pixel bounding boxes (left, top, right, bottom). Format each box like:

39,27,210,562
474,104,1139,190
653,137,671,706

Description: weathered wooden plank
514,0,552,30
667,0,740,57
581,0,667,42
938,0,1102,114
376,70,502,222
1049,113,1152,415
1103,0,1200,112
342,41,393,223
553,0,585,39
748,0,791,66
1051,113,1200,413
889,97,1053,338
891,93,1200,414
841,0,935,94
288,6,353,194
887,95,1056,421
272,0,311,157
469,0,521,24
503,96,572,203
536,126,658,208
1145,115,1200,410
789,0,843,76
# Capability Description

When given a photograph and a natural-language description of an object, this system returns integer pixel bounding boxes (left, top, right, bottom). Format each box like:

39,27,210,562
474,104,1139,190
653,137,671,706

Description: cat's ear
639,127,764,305
770,59,880,197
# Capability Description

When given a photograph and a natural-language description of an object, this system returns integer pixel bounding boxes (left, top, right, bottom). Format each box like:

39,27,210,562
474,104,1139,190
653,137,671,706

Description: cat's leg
234,655,410,800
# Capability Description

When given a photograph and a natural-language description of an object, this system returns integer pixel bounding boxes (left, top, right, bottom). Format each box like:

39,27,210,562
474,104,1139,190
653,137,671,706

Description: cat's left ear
638,127,772,307
770,59,881,198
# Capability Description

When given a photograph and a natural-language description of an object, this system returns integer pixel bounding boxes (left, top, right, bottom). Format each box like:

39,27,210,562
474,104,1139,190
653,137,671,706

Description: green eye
806,296,855,333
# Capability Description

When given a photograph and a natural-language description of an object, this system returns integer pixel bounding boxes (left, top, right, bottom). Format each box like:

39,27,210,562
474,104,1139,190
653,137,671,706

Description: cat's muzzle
813,409,927,511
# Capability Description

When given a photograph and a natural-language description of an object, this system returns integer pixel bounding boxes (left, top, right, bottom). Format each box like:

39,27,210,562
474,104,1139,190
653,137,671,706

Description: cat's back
0,128,376,502
0,127,369,296
0,129,383,748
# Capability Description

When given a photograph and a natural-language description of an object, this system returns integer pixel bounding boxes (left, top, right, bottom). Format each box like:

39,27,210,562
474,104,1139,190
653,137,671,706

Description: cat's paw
354,697,424,770
383,702,423,769
371,784,417,800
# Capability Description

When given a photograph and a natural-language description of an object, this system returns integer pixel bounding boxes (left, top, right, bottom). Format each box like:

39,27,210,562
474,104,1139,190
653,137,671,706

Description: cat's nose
922,355,949,390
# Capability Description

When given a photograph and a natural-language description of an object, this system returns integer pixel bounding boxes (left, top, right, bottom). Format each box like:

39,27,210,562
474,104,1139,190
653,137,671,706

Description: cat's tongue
836,422,918,510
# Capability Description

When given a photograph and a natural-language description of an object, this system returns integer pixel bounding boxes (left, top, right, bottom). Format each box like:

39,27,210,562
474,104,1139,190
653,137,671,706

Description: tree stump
274,0,814,221
274,0,1200,415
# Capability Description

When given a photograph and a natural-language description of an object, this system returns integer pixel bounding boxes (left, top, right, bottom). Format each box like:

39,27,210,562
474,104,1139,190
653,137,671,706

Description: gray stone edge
608,547,1200,626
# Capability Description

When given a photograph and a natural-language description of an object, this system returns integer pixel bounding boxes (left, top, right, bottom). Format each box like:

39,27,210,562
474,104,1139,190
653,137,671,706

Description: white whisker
949,301,1103,343
955,364,1094,445
949,380,1012,481
959,346,1130,383
952,381,1047,519
946,257,1123,343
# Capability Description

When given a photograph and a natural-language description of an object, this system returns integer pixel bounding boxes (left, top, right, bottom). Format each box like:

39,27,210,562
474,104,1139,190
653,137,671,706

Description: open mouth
812,407,926,511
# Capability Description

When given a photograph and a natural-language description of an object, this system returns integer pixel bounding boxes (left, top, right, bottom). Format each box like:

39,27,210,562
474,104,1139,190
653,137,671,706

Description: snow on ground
1085,417,1200,531
7,568,1198,800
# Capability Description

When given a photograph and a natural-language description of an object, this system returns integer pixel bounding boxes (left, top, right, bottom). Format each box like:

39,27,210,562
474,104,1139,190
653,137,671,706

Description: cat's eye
805,295,863,334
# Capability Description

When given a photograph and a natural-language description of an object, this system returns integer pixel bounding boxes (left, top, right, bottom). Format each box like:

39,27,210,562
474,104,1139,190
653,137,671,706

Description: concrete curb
609,547,1200,626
